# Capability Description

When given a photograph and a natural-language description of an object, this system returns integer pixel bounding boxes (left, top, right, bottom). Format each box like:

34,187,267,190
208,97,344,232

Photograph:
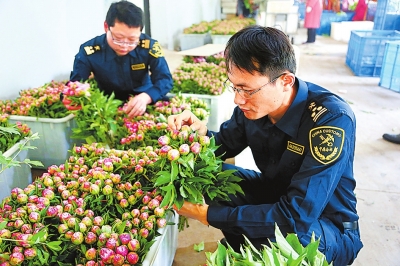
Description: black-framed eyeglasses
224,73,285,99
108,28,139,47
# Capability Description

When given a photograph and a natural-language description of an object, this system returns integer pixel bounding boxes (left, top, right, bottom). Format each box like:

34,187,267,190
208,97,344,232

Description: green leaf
194,241,205,252
155,171,172,186
47,241,63,252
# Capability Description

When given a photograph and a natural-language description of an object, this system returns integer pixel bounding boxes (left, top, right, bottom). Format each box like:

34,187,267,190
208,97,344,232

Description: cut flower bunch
206,224,331,266
0,143,174,265
183,51,225,65
183,20,220,34
210,17,256,35
0,114,43,173
64,80,209,149
183,18,255,35
171,62,227,95
0,80,69,119
0,133,243,264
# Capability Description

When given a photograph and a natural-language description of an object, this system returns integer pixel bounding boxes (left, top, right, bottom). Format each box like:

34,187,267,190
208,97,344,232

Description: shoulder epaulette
139,39,151,49
84,45,101,55
307,101,328,123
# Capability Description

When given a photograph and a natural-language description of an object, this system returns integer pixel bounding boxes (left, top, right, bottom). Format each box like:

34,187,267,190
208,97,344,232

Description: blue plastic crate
373,0,400,30
379,41,400,92
316,11,353,36
345,30,400,76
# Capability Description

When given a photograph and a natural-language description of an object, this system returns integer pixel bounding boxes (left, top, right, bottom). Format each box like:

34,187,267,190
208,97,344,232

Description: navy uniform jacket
70,33,173,102
207,77,359,239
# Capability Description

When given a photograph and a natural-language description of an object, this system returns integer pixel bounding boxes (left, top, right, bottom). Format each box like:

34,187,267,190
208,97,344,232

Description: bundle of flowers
171,62,227,95
64,80,209,150
0,80,69,119
206,224,331,266
210,17,256,35
146,94,209,120
183,51,225,65
0,143,172,265
0,114,31,153
0,113,43,173
183,20,220,34
0,125,243,264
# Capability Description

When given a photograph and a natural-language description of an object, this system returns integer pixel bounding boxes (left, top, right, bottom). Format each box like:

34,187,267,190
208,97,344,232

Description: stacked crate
373,0,400,31
345,30,400,76
379,41,400,92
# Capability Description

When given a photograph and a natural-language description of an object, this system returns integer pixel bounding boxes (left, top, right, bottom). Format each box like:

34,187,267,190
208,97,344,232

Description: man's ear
104,21,109,32
282,73,295,90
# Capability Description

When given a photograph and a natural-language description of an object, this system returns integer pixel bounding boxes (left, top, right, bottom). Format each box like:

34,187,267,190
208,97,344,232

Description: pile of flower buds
0,113,31,153
0,80,68,118
0,143,172,265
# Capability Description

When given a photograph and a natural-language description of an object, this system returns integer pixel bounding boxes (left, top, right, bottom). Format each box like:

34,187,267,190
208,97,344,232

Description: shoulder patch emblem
149,41,164,58
308,101,328,122
309,126,344,164
84,45,101,55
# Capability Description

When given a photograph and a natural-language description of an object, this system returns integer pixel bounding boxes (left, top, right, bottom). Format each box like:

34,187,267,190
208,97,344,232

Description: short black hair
106,0,144,30
225,26,296,80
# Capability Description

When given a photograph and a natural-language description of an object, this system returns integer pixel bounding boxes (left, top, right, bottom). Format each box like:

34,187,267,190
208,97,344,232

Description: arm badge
309,126,344,164
149,41,164,58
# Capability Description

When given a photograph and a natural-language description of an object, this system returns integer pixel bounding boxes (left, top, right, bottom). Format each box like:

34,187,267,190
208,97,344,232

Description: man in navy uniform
168,26,363,266
69,0,173,117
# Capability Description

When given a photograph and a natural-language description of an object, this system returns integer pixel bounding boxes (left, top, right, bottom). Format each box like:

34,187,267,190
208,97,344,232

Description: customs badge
309,126,344,164
149,41,164,58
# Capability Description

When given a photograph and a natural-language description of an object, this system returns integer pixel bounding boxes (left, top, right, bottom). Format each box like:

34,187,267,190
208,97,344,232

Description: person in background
382,133,400,144
352,0,367,21
303,0,323,43
168,25,363,265
68,0,173,117
237,0,259,19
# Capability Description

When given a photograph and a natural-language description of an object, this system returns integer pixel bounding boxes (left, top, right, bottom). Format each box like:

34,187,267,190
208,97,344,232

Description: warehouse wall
0,0,220,100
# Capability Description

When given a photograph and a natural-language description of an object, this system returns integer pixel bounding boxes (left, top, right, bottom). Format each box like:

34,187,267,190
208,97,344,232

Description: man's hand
168,109,208,136
123,93,152,118
173,201,209,226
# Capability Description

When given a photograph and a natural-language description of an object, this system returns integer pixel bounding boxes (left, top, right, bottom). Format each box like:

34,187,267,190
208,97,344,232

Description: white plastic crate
179,34,211,51
143,212,179,266
331,21,374,42
211,34,233,45
8,114,79,169
0,141,33,201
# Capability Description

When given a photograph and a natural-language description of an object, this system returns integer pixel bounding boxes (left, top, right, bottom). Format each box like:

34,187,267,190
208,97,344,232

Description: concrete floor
30,28,400,266
168,29,400,266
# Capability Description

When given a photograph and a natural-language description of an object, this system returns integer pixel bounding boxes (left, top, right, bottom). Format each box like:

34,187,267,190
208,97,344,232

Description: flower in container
0,143,176,265
0,113,42,201
171,62,227,96
183,20,220,34
210,17,256,35
183,51,225,65
0,113,42,172
0,80,69,119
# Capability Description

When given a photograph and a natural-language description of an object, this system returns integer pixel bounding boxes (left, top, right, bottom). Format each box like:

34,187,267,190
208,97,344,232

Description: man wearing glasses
69,1,172,117
168,26,363,265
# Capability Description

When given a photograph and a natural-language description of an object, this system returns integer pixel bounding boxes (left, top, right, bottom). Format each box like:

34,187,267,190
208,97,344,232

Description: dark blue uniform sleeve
70,47,92,82
207,112,356,239
139,41,173,103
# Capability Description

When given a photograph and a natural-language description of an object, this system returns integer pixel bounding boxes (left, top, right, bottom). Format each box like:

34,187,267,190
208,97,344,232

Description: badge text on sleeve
309,126,345,164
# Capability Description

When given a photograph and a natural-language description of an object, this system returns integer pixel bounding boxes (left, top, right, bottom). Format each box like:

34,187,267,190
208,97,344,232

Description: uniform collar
101,34,119,62
275,77,309,138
